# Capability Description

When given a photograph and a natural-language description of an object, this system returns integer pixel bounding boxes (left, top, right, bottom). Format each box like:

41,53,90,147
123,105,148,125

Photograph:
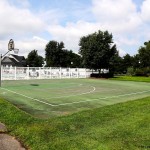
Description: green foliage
45,41,82,67
134,67,150,76
112,76,150,82
138,41,150,68
122,54,134,73
60,50,82,67
127,67,135,76
45,40,64,67
79,30,118,72
126,67,150,77
26,50,44,67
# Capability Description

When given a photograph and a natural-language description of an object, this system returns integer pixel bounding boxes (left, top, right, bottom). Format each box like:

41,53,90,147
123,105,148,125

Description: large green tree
122,54,133,73
62,50,82,67
45,41,64,67
26,50,44,67
138,41,150,68
79,30,118,74
45,40,82,67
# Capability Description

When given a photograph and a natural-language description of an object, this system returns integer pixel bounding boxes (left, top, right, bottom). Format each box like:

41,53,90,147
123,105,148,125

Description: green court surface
0,79,150,118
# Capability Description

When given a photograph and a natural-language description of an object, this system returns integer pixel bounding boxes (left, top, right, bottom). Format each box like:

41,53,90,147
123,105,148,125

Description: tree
26,50,44,67
62,50,82,67
138,41,150,68
112,55,124,74
79,30,118,75
122,54,133,73
45,40,82,67
45,40,64,67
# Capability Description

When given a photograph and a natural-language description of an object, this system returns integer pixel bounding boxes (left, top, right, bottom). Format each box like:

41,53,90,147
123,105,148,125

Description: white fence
1,67,95,80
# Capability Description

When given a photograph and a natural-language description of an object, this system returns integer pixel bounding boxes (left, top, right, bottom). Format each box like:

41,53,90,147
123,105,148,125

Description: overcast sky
0,0,150,57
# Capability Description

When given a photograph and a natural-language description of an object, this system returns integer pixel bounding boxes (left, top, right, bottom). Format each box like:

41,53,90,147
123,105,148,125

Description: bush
90,73,114,78
127,67,135,76
134,67,150,77
126,67,150,77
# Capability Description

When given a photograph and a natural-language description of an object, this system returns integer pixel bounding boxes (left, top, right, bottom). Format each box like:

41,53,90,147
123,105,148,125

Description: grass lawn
0,96,150,150
112,75,150,82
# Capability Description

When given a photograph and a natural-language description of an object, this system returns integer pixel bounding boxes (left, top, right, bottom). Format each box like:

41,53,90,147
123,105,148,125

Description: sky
0,0,150,57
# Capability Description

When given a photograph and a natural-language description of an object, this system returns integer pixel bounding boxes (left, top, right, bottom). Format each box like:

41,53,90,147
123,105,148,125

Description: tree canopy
45,40,82,67
26,50,44,67
138,41,150,68
79,30,118,73
45,40,64,67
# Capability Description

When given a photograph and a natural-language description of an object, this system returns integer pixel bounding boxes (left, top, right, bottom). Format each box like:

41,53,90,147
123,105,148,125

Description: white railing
1,67,95,80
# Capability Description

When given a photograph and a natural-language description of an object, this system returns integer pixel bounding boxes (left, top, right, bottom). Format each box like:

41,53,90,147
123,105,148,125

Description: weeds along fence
1,67,97,80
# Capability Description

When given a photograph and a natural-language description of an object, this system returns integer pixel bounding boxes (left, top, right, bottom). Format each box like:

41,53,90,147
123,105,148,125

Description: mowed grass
112,75,150,82
0,96,150,150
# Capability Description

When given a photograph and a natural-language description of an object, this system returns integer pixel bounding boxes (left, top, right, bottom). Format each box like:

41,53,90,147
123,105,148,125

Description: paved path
0,122,26,150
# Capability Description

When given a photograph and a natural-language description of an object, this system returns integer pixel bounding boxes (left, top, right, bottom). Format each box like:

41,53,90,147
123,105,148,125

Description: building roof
2,54,26,67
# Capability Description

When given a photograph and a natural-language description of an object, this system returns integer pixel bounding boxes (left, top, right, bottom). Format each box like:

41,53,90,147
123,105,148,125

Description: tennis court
0,78,150,118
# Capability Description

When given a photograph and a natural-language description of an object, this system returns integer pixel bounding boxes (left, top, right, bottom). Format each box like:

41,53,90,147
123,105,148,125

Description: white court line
55,90,150,106
1,87,150,107
1,87,56,106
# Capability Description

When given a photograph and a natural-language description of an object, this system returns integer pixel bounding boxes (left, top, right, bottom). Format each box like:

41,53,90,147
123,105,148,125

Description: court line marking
1,87,150,107
55,90,150,106
1,87,56,106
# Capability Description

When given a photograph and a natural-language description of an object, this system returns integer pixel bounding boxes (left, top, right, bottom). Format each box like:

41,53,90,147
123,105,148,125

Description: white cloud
47,21,102,52
16,37,48,57
0,0,45,38
141,0,150,22
92,0,136,21
91,0,142,34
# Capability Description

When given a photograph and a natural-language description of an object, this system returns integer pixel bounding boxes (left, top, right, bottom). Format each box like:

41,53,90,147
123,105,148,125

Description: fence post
85,68,87,78
50,67,52,79
1,66,2,81
77,68,79,78
59,67,62,79
27,66,29,79
69,68,71,78
39,67,41,79
15,66,16,80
